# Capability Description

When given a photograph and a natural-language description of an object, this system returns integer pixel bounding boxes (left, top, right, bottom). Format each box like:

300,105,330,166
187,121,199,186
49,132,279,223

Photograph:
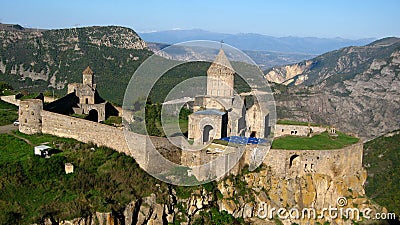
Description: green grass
70,113,87,119
103,116,122,126
0,132,170,224
272,131,359,150
0,100,18,110
19,93,39,100
277,119,320,126
14,130,78,146
0,131,255,225
364,131,400,216
0,134,32,164
179,119,188,134
0,100,18,126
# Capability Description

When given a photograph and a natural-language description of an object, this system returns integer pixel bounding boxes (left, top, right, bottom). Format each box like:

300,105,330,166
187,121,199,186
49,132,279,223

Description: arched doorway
289,154,300,169
203,125,214,143
88,109,98,122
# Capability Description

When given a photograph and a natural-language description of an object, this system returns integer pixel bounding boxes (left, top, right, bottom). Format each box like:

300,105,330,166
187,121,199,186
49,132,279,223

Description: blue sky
1,0,399,38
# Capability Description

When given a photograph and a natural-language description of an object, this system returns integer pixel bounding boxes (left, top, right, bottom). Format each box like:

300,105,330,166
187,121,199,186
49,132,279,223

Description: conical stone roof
82,66,94,75
209,49,233,71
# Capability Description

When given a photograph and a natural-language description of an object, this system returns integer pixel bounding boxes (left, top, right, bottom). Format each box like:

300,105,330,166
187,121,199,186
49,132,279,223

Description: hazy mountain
140,29,375,54
147,42,316,70
271,37,400,139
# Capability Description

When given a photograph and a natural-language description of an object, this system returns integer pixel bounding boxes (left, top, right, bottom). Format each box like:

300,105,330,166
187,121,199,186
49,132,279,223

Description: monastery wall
18,99,364,183
274,124,327,137
264,141,364,178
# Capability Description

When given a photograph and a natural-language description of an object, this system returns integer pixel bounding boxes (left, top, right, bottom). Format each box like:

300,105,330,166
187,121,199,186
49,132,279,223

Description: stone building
188,49,270,144
18,66,119,134
19,99,43,134
65,163,74,174
66,66,108,122
44,66,119,122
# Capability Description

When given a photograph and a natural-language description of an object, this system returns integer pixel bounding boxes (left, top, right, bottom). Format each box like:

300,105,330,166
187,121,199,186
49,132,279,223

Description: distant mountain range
0,24,398,140
147,42,315,70
140,29,375,55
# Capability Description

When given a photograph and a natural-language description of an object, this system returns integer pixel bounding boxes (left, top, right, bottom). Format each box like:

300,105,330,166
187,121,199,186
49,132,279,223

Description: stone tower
82,66,94,88
206,49,235,97
68,66,96,105
19,99,43,134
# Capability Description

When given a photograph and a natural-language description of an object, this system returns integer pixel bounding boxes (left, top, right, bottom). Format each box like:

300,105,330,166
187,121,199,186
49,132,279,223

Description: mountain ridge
140,29,376,54
271,37,400,140
265,37,400,86
0,24,398,140
0,24,152,104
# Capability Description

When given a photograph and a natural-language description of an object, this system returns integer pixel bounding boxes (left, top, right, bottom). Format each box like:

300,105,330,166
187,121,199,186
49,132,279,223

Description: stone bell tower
206,48,235,97
82,66,95,88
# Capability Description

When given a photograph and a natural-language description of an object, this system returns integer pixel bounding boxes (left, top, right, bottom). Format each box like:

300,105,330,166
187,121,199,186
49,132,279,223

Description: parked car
13,120,19,126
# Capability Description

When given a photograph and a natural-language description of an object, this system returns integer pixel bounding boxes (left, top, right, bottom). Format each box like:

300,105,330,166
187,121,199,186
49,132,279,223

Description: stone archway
289,154,300,169
203,125,214,143
88,109,98,122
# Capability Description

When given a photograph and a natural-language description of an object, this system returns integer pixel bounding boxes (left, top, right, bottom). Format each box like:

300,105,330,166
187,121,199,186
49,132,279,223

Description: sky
1,0,399,39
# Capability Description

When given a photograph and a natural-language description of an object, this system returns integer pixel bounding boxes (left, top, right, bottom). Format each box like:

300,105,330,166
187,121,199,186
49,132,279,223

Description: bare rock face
265,60,313,85
215,166,382,225
59,216,96,225
52,156,385,225
134,194,164,225
95,212,117,225
123,201,138,225
272,38,400,140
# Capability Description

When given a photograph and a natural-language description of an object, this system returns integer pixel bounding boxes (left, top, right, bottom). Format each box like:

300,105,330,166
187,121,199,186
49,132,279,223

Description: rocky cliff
31,142,384,225
47,164,383,225
270,38,400,140
265,37,400,86
0,24,151,104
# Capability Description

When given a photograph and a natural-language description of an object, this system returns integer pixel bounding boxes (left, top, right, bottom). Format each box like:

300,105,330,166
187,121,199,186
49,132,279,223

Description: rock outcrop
0,25,151,104
265,60,313,85
54,166,383,225
271,38,400,140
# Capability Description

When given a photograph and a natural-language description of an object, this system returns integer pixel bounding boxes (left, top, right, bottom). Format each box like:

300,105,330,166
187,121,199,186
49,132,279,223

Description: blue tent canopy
220,136,267,145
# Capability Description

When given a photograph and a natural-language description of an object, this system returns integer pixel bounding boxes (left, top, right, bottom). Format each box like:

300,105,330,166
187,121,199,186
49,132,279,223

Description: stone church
44,66,118,122
188,49,270,144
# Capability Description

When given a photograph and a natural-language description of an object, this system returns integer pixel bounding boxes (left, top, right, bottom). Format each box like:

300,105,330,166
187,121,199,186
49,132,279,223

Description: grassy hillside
0,99,18,125
363,131,400,216
272,131,359,150
0,132,169,224
0,131,246,225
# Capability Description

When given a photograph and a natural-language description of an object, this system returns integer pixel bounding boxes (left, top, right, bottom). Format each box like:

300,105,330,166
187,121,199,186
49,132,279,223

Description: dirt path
10,132,34,146
0,124,33,146
0,124,18,134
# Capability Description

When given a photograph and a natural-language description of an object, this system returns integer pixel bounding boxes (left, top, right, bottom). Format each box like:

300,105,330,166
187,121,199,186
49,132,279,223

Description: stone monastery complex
11,49,363,182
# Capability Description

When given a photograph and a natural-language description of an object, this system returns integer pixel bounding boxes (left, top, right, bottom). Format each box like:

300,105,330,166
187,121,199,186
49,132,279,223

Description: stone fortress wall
0,94,59,106
0,95,20,106
15,98,364,180
264,142,364,178
274,124,327,137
